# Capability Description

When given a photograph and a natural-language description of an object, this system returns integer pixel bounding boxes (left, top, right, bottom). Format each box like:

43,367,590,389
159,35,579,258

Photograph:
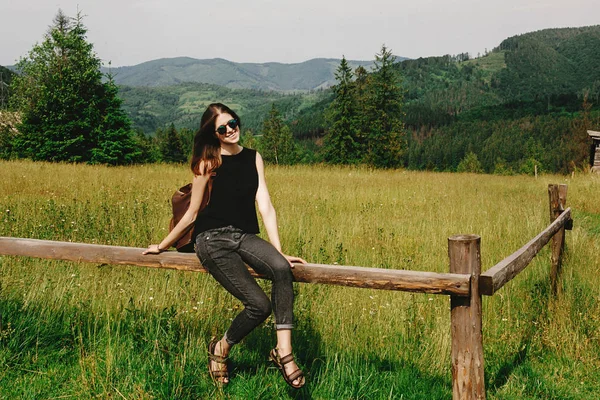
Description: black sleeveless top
195,148,260,235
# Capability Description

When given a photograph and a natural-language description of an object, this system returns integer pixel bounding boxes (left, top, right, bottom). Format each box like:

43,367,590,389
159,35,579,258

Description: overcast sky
1,0,599,67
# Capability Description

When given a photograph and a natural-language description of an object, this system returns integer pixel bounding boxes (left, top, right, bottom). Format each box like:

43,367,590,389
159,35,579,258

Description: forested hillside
396,25,600,128
118,82,329,134
398,26,600,173
493,26,600,103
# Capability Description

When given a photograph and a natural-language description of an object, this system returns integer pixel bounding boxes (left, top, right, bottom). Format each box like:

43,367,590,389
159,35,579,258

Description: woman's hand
282,254,307,268
142,244,163,255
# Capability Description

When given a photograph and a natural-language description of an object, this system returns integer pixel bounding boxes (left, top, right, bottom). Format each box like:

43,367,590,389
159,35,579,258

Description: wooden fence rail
0,184,573,400
479,207,571,296
0,237,471,296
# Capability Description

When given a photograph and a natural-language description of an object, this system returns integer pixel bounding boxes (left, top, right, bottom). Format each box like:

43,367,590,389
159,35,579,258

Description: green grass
465,51,507,74
1,160,599,399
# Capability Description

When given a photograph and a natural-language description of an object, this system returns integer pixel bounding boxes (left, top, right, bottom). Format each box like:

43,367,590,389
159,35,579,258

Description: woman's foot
270,347,305,389
208,338,230,386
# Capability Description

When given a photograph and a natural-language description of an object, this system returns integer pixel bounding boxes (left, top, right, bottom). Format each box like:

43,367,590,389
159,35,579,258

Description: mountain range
102,56,408,91
4,25,600,141
3,25,600,173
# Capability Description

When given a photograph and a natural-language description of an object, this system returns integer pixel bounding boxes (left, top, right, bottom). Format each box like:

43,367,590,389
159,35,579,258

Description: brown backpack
169,177,213,252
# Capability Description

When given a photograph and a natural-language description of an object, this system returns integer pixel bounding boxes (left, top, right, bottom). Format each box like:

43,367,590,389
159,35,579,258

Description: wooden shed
590,131,600,172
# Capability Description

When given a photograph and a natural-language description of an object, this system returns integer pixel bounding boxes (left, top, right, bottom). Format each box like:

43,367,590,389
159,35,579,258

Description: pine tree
353,65,372,158
159,123,187,163
11,10,138,164
91,75,141,164
132,128,160,163
278,124,295,164
240,127,257,149
323,56,361,164
179,127,195,156
457,151,483,173
259,103,296,164
364,45,406,168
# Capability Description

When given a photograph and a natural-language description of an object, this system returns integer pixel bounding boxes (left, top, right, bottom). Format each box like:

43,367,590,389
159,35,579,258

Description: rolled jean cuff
224,332,236,346
276,324,294,330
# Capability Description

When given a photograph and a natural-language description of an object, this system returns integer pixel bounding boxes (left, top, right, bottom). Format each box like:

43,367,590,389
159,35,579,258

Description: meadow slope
0,160,599,399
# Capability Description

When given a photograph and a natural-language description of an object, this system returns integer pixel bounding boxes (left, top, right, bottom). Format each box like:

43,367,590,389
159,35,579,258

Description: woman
143,103,306,388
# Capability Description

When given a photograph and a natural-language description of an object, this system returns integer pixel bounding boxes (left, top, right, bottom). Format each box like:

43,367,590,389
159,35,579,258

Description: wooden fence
0,184,572,399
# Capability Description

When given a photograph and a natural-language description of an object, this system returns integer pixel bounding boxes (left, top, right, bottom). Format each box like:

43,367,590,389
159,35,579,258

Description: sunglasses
216,119,239,135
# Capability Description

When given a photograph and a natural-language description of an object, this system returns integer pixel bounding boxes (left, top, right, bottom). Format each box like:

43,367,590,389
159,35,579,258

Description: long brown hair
190,103,242,175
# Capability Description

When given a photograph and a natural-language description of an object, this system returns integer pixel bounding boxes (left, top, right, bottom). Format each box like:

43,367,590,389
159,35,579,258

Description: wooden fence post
449,234,485,400
548,184,567,295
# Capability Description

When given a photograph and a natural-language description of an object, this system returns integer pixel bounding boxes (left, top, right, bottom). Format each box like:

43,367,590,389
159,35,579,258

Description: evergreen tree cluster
132,124,197,164
258,104,296,165
407,106,598,174
323,46,406,168
6,11,140,165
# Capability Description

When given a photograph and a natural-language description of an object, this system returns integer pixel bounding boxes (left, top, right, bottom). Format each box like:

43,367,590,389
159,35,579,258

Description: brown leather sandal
208,338,229,386
269,348,305,389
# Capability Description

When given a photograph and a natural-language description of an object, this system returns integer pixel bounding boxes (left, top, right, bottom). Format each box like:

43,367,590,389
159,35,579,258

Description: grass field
1,160,599,399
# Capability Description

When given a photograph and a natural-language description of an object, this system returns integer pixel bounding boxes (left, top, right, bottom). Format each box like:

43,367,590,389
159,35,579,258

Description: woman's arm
143,172,211,254
255,152,306,266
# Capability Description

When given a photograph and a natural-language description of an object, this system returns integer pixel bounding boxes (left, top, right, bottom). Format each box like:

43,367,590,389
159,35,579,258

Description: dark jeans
195,225,295,345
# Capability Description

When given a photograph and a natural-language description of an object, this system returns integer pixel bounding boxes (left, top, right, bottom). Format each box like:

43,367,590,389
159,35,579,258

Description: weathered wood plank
548,184,559,222
550,184,568,294
479,208,571,296
449,234,485,400
0,237,471,295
